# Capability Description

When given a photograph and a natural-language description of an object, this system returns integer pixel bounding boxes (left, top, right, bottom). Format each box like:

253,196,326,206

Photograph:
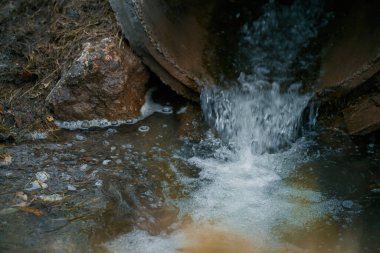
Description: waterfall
201,0,323,155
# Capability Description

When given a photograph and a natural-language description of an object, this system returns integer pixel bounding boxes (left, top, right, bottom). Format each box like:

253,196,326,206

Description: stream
1,1,380,253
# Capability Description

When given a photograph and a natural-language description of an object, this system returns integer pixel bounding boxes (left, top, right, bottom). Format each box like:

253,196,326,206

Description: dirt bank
0,0,121,142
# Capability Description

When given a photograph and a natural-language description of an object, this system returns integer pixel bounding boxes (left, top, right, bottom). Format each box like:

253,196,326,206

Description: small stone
103,140,110,146
116,159,123,165
35,171,50,182
138,125,150,132
102,160,111,165
110,146,117,152
67,184,77,191
79,164,89,171
95,180,103,187
111,120,119,126
39,194,63,202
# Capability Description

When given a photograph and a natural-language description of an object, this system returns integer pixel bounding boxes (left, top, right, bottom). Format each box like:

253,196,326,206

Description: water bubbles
67,184,77,191
104,128,117,137
111,120,119,126
81,121,90,128
342,200,354,209
29,131,48,140
138,125,150,132
161,106,173,114
125,118,137,124
75,134,86,141
122,144,134,149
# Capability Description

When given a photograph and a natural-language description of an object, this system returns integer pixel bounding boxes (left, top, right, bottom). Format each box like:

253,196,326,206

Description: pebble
111,146,117,152
103,140,110,146
15,192,28,201
35,171,50,182
102,160,111,165
25,180,48,191
79,164,89,171
116,159,123,165
67,184,77,191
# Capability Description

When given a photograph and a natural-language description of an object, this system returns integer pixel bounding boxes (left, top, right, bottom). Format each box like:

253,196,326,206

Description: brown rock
343,95,380,135
46,38,150,121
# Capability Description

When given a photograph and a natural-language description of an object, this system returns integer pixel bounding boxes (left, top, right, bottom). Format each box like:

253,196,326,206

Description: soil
0,0,121,142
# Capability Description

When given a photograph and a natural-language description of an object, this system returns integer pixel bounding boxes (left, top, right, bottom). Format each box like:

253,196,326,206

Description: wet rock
47,37,150,121
25,180,48,191
343,95,380,135
0,154,12,166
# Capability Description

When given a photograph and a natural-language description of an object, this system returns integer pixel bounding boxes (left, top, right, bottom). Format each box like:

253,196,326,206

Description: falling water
201,0,323,155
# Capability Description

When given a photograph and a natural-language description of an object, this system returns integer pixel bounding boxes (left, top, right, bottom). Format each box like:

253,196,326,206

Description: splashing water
202,0,323,155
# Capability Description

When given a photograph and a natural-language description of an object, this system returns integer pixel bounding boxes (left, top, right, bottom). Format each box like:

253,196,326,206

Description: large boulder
46,37,150,121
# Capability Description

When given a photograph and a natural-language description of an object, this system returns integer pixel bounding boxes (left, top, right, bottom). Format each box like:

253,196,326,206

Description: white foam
105,230,184,253
55,88,173,130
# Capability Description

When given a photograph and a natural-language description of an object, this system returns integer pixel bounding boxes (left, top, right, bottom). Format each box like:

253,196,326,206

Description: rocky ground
0,0,155,144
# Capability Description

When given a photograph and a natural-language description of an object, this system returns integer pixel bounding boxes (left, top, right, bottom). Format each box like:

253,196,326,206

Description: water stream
1,1,380,253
